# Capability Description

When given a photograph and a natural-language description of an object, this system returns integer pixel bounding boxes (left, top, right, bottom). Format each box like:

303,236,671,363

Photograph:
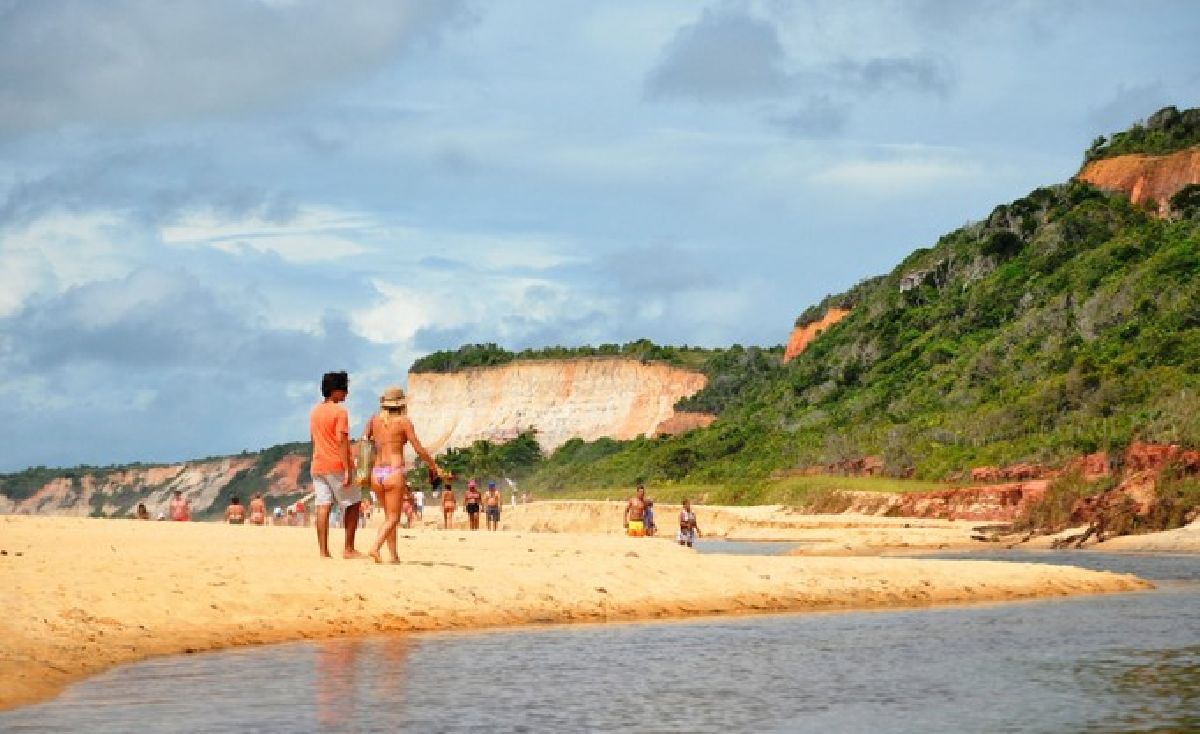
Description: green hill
525,160,1200,490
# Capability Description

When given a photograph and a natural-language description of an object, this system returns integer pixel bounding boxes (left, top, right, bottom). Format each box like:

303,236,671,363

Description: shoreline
0,515,1152,711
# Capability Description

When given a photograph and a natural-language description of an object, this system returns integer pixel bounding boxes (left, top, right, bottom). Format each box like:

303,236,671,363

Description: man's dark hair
321,371,349,398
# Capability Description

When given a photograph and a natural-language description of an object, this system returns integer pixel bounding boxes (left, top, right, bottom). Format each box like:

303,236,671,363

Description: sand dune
0,513,1151,711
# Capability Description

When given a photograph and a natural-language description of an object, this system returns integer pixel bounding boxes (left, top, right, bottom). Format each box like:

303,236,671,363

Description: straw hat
379,386,407,409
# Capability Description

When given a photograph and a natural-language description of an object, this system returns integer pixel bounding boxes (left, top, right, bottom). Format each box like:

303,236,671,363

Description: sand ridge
0,514,1150,711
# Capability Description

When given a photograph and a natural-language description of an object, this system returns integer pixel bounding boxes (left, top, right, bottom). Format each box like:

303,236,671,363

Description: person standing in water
362,386,441,563
309,371,362,559
484,480,502,531
623,484,647,537
677,498,701,547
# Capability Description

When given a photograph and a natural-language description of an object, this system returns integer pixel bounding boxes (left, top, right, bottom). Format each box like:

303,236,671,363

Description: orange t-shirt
310,401,349,474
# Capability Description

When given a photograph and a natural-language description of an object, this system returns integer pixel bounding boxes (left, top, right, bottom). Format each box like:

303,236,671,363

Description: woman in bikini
362,386,441,563
441,478,457,529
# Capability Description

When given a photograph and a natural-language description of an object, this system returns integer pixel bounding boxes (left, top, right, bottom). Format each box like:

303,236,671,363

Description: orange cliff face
405,358,715,455
783,307,851,363
1077,148,1200,217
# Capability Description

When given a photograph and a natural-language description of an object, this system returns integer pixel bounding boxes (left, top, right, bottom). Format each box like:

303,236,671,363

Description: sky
1,0,1198,471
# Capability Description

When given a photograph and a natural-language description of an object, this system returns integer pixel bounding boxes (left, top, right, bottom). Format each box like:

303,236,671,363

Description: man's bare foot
320,552,333,559
343,550,366,560
368,551,382,564
389,557,401,564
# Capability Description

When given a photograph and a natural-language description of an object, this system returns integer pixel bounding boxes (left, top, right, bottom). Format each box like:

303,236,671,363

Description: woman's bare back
372,412,417,468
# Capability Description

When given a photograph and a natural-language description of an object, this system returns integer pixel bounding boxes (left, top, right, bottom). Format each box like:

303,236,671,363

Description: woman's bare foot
368,551,382,564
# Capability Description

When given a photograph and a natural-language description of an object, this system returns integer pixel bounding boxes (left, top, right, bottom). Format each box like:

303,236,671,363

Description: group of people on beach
307,371,523,563
140,370,702,553
624,483,703,547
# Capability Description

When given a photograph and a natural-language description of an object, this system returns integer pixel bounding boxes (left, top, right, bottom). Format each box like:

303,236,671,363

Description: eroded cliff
406,357,713,453
1077,147,1200,216
783,307,850,362
0,455,311,518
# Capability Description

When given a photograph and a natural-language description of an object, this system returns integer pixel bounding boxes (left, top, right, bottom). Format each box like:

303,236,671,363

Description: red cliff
1076,148,1200,216
784,307,851,363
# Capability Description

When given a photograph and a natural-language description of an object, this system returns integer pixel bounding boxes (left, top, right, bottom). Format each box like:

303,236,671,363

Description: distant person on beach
677,499,701,548
412,487,425,521
484,480,502,531
169,491,191,522
464,480,482,530
309,371,362,559
135,503,150,520
442,480,457,529
644,499,657,537
249,493,267,526
623,484,647,537
362,386,441,563
400,490,416,529
225,497,246,525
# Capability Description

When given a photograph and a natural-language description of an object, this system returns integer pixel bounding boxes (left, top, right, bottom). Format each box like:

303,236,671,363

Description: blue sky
1,0,1197,471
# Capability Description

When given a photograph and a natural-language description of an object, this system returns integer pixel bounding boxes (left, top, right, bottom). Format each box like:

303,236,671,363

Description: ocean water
2,552,1197,733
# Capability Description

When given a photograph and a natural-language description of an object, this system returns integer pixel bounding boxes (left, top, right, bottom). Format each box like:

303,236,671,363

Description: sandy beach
0,513,1150,711
492,500,1001,553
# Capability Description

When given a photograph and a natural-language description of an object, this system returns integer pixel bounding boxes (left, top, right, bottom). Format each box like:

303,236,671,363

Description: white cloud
160,206,373,262
0,209,136,316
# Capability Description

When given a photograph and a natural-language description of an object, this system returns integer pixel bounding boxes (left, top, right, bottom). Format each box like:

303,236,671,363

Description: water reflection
1,554,1196,733
1077,645,1200,733
314,638,411,731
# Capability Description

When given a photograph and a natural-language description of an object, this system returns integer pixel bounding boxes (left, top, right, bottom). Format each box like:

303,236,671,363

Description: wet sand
0,514,1150,711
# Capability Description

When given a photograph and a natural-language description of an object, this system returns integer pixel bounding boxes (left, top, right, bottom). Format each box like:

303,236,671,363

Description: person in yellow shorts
623,484,648,537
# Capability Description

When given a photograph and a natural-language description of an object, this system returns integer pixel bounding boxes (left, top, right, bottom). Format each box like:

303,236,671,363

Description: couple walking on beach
309,371,441,564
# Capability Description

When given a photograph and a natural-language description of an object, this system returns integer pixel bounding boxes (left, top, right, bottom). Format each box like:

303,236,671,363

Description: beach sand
497,500,991,553
0,514,1150,711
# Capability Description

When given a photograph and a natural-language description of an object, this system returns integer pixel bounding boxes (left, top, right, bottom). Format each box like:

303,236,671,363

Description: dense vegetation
524,178,1200,491
1085,105,1200,161
410,339,715,373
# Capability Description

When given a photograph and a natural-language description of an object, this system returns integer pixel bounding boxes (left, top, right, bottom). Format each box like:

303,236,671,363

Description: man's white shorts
313,473,356,508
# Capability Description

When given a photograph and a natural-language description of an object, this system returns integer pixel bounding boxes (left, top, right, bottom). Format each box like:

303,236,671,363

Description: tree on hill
1085,105,1200,161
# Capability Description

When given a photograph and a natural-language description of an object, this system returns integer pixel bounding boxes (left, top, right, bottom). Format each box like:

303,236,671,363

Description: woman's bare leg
385,476,405,561
369,481,401,563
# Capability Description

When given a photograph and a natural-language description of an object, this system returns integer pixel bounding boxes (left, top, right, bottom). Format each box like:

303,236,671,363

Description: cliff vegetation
525,175,1200,489
1085,105,1200,162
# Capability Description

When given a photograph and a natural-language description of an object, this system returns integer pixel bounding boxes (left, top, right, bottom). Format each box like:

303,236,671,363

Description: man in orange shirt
310,371,362,558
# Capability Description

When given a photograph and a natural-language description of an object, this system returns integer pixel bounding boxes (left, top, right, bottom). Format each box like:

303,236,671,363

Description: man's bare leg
315,504,333,558
342,502,363,559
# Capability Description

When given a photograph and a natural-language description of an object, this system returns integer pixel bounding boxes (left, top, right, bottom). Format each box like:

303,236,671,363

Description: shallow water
3,552,1197,733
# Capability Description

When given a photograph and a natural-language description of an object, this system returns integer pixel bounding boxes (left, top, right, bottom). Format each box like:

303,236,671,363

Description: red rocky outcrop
1077,148,1200,217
